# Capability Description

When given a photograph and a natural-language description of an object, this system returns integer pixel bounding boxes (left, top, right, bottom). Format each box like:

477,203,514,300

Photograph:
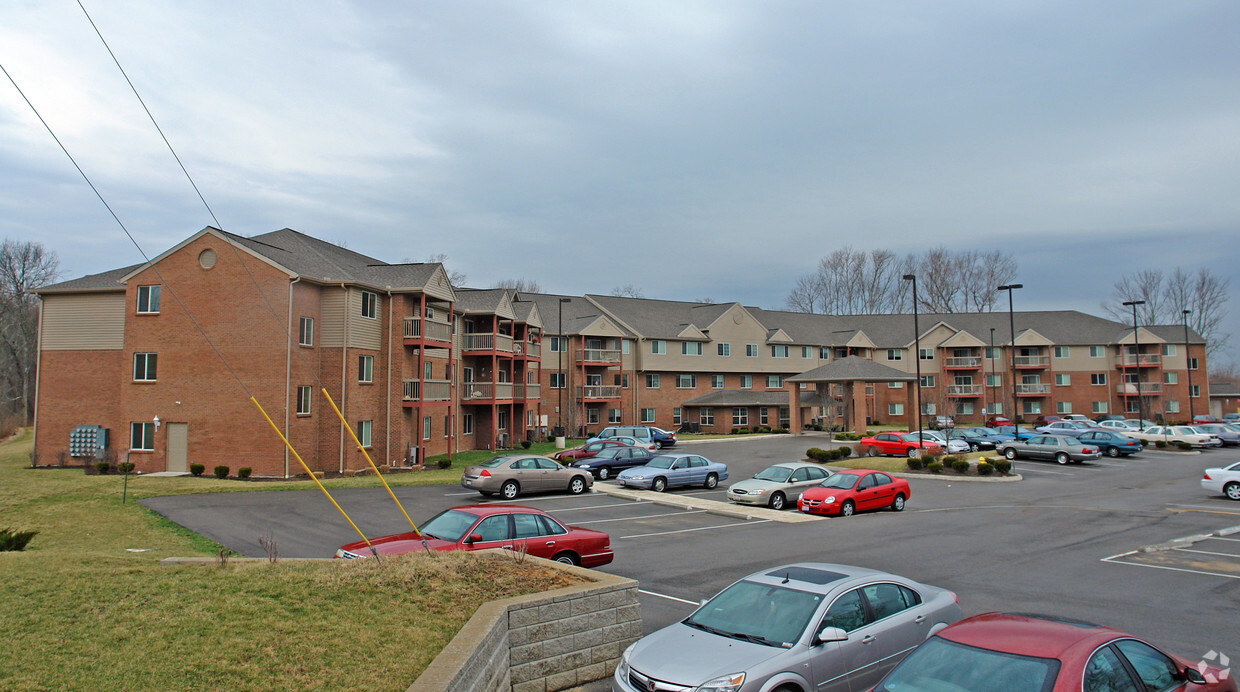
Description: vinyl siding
319,287,346,347
40,293,126,350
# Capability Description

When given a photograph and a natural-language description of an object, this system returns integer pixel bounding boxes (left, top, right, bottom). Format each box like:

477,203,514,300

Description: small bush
952,458,970,473
940,455,960,466
906,457,924,471
0,528,39,552
735,427,750,435
521,440,532,449
926,461,943,473
838,446,852,458
437,458,452,469
238,467,252,479
993,458,1012,474
94,461,110,475
213,465,230,479
1174,441,1192,450
190,463,205,476
772,428,789,434
826,448,842,460
807,447,828,461
1155,440,1167,449
977,461,994,476
117,462,135,474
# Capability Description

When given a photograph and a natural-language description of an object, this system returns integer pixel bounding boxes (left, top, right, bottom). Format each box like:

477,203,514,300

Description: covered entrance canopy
786,355,918,433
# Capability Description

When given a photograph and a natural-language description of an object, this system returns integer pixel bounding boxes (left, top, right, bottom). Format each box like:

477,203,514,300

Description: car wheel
1106,446,1120,458
1004,448,1017,460
597,467,611,480
769,493,786,511
906,448,921,459
569,476,587,494
501,480,520,500
704,473,718,489
867,446,880,458
892,493,906,512
1055,452,1070,465
840,500,856,517
552,552,579,566
652,477,667,493
970,443,980,452
1224,482,1240,501
653,441,662,450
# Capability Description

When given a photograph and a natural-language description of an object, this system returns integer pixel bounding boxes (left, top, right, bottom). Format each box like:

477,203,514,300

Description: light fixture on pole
997,284,1023,428
558,298,571,435
1183,309,1193,420
903,274,922,448
1122,300,1146,423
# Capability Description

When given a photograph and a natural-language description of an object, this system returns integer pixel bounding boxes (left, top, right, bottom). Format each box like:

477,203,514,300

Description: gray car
1191,424,1240,446
1000,434,1103,465
614,563,962,692
460,454,592,499
726,462,834,510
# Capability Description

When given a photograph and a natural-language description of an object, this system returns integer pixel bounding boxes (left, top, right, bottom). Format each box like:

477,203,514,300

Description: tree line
0,239,59,432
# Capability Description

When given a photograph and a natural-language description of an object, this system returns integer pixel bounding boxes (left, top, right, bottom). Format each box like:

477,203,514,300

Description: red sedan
334,505,613,567
873,612,1236,691
797,469,910,517
859,432,943,458
552,438,630,462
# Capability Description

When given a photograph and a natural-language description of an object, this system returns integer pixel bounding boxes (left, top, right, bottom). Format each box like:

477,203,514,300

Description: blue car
616,453,728,492
964,426,1014,444
1077,430,1144,457
995,425,1037,440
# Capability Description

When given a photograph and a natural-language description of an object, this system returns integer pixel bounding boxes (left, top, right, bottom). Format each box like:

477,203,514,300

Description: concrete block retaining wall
407,552,641,692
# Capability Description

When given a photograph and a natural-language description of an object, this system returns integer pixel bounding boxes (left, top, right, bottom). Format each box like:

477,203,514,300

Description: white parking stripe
621,520,770,539
1174,547,1240,558
541,501,651,512
574,510,709,525
1101,555,1240,580
638,589,699,606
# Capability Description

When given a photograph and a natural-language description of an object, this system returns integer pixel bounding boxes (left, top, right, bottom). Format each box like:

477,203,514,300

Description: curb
591,484,823,523
1137,524,1240,553
888,471,1024,483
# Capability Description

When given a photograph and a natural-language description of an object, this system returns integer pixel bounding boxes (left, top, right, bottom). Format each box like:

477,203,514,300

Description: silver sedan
726,462,833,510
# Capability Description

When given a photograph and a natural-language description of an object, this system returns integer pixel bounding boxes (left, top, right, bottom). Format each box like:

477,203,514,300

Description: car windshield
817,474,860,490
593,449,622,459
976,427,1001,435
418,509,482,542
683,580,822,647
754,466,794,482
874,636,1060,692
644,455,677,469
479,455,519,468
900,433,932,443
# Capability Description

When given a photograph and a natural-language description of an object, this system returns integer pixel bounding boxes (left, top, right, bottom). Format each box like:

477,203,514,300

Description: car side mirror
465,533,482,545
816,626,848,644
1183,667,1208,685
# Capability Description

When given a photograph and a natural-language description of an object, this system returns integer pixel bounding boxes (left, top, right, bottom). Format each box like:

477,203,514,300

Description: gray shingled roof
1208,381,1240,397
33,264,141,293
787,355,917,382
521,293,634,336
682,390,824,407
454,288,510,313
587,295,732,339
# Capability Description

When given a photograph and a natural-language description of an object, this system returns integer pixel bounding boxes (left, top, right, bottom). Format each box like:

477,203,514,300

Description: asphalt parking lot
141,434,1240,676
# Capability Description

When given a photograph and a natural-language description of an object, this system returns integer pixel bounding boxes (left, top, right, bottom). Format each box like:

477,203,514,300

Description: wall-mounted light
153,415,160,429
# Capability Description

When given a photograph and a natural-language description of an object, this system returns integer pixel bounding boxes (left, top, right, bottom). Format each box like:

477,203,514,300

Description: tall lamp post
998,284,1023,427
557,298,571,437
903,274,922,447
1183,309,1194,419
1123,300,1146,423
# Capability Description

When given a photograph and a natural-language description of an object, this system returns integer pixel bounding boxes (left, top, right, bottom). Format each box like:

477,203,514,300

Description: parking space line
1008,467,1074,475
574,510,709,525
638,589,699,606
621,520,771,540
1174,548,1240,558
1101,555,1240,580
535,501,651,512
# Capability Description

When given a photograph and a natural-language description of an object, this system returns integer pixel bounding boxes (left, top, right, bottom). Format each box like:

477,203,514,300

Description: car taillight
1203,472,1212,480
479,469,491,477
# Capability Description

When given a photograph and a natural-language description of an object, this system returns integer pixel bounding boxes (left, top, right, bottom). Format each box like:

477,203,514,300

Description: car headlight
824,495,836,503
749,488,765,495
695,672,745,692
617,643,634,679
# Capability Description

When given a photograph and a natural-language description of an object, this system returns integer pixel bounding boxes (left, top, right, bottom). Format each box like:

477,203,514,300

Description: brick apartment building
33,227,1210,477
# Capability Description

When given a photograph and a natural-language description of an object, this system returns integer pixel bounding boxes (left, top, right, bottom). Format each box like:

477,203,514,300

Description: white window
549,336,565,353
1091,373,1107,386
420,416,431,440
740,375,752,389
1056,401,1072,414
1053,346,1070,358
700,407,714,425
760,408,770,425
136,285,161,314
651,340,666,355
732,408,748,426
497,410,508,431
1189,357,1199,370
1125,400,1140,413
919,348,934,360
424,306,435,319
133,353,157,381
772,345,789,358
988,402,1003,415
360,291,377,319
1022,401,1042,415
955,402,975,415
609,408,621,424
587,408,600,424
1166,400,1181,414
462,413,473,435
888,381,903,388
1089,346,1105,358
622,374,629,389
130,422,155,451
1092,401,1108,413
682,342,703,356
919,375,935,388
922,402,937,415
986,374,1002,387
717,343,731,356
646,374,660,389
549,373,565,389
746,344,759,357
641,408,656,423
766,375,782,388
622,339,631,354
711,375,724,389
1190,385,1200,397
1163,372,1177,385
888,403,904,416
357,420,372,447
887,349,903,361
1161,344,1176,356
299,317,314,346
1054,374,1070,386
820,347,830,360
358,355,374,383
985,347,1000,360
677,374,696,389
296,385,311,415
802,346,812,358
673,408,682,425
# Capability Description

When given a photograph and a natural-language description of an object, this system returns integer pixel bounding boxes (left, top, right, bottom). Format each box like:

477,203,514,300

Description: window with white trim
1054,374,1070,386
711,375,724,389
1090,345,1105,358
888,403,904,416
1190,385,1200,397
609,408,621,423
673,408,682,425
549,373,565,388
1166,400,1180,413
296,385,311,415
1053,346,1069,358
746,344,758,357
985,347,1000,360
646,374,660,389
462,413,473,435
677,374,696,389
357,420,372,447
1092,401,1108,413
549,336,565,353
358,355,374,383
641,408,656,423
922,402,937,415
130,422,155,451
717,343,731,356
802,346,812,358
587,408,600,424
986,374,1002,387
760,408,769,425
1161,344,1176,356
361,291,377,319
682,342,703,356
919,375,935,388
299,317,314,346
886,349,903,361
700,407,714,425
136,285,161,314
820,347,830,359
1163,372,1177,385
423,416,433,439
772,345,789,358
766,375,782,388
1056,401,1072,414
1091,373,1107,385
133,353,157,381
888,381,903,388
740,375,752,389
1189,357,1198,370
651,340,666,355
919,348,934,361
732,407,748,426
497,410,508,431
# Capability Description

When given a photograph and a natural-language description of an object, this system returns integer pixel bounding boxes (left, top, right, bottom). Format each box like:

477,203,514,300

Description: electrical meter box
69,425,108,458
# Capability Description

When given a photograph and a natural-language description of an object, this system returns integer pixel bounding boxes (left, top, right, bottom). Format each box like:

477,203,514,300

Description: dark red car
985,415,1012,428
873,612,1236,691
859,432,943,458
334,505,613,567
797,469,910,517
552,438,629,462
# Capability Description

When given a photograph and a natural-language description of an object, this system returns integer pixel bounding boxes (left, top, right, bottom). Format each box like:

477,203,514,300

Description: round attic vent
199,248,216,269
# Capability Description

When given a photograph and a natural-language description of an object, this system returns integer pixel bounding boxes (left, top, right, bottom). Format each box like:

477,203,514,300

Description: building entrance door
166,423,188,473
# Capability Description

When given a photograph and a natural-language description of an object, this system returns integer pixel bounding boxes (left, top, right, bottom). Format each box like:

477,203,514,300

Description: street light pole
1123,300,1146,423
1183,309,1194,420
998,284,1023,427
903,274,922,448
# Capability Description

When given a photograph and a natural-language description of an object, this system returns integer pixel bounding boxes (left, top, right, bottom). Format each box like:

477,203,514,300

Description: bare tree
611,284,644,298
1102,267,1230,359
784,274,823,313
422,253,467,286
492,278,542,293
0,239,61,426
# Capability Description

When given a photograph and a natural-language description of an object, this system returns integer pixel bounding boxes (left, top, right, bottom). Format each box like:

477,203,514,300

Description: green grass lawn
0,429,580,691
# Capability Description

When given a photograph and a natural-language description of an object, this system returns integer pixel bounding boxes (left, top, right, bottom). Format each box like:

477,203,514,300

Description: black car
945,428,997,452
570,446,655,480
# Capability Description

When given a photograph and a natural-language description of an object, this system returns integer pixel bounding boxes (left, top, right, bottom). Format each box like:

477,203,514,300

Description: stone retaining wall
407,551,641,692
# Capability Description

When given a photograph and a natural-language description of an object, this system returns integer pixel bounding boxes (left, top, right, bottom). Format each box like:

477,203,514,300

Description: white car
1097,419,1140,431
1062,414,1092,422
1202,461,1240,501
911,430,970,455
1130,425,1221,448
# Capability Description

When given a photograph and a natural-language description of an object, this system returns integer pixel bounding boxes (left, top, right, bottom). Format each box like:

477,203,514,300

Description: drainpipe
284,277,300,478
340,283,348,474
386,289,394,470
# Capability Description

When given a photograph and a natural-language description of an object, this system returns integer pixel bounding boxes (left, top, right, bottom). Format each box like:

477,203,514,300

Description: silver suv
613,563,961,692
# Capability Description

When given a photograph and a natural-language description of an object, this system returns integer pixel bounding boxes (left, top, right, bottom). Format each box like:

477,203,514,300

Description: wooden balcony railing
578,385,622,400
1014,383,1050,395
515,383,541,400
463,333,514,353
403,317,452,342
402,379,451,402
944,357,982,368
1115,353,1161,367
576,348,621,364
946,385,982,396
513,341,541,358
461,382,514,401
1116,382,1162,395
1014,355,1050,367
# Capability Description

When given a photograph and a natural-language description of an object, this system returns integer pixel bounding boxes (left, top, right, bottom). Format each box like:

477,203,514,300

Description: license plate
801,506,810,512
464,480,472,486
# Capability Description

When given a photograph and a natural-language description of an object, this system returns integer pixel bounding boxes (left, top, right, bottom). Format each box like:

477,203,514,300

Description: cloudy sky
2,2,1238,364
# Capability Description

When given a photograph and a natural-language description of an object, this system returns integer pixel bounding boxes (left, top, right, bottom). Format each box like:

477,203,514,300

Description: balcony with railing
943,357,982,369
402,379,451,403
576,348,622,365
515,383,541,400
461,381,514,403
463,333,515,354
1115,353,1161,368
946,384,982,397
513,340,541,359
1014,383,1050,396
403,317,452,345
1014,355,1050,368
1116,382,1163,395
578,385,622,401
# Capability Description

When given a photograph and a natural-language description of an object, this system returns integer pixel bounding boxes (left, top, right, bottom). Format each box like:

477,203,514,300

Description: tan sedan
461,454,593,500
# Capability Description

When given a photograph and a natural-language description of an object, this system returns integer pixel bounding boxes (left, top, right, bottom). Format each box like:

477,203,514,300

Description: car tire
652,477,667,493
892,493,906,512
1224,482,1240,501
653,441,662,450
970,443,980,452
1004,448,1017,460
704,473,718,489
552,552,579,566
501,480,520,500
597,467,611,480
1106,446,1120,458
1055,452,1070,465
867,446,880,458
840,500,856,517
769,493,786,511
906,448,921,459
569,476,587,494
